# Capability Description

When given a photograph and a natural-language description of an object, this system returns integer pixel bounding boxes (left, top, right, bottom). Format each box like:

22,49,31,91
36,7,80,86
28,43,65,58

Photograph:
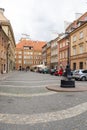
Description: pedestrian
59,67,63,76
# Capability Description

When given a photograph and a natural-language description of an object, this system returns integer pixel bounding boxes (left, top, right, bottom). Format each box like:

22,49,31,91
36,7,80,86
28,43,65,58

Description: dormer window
77,22,81,27
23,46,33,50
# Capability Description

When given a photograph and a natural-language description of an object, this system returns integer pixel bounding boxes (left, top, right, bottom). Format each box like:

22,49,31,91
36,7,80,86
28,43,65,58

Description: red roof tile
16,39,46,51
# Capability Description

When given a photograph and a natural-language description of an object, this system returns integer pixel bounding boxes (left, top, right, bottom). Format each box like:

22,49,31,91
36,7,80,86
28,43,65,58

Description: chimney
0,8,5,14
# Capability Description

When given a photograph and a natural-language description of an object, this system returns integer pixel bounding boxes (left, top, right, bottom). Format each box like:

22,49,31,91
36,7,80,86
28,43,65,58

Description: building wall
51,39,58,69
58,36,69,69
70,23,87,70
0,26,9,74
46,42,51,68
15,39,46,70
0,8,16,72
42,44,47,65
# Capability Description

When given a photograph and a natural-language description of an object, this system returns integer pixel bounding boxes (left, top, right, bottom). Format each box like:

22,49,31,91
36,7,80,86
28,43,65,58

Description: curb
46,85,87,92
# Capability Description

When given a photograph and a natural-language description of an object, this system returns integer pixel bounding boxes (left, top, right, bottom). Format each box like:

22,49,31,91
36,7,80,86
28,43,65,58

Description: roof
16,39,46,51
0,8,16,46
66,12,87,31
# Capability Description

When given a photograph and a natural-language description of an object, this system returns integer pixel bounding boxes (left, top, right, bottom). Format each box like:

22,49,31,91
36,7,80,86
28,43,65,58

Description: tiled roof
66,12,87,31
16,39,46,51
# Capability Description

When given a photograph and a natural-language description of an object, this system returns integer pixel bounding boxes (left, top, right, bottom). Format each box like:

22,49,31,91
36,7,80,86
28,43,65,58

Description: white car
73,69,87,81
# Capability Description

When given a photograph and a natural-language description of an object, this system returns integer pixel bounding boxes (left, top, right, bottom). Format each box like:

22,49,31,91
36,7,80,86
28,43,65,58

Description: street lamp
60,32,75,88
7,43,10,73
65,32,70,66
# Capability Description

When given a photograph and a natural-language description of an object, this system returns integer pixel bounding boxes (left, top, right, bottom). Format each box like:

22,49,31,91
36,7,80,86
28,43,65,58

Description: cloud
0,0,87,42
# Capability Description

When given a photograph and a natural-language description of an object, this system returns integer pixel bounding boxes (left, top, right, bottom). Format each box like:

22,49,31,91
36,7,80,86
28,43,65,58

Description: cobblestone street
0,71,87,130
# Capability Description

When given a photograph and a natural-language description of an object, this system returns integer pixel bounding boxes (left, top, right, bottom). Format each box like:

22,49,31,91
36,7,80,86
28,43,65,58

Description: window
73,35,76,42
30,52,33,55
24,51,27,54
39,52,41,55
79,45,83,54
73,47,76,55
60,43,62,48
79,31,83,39
79,62,83,69
18,55,22,58
77,22,81,27
62,52,64,58
63,42,65,47
82,70,87,73
73,63,76,70
18,60,22,63
24,56,27,59
60,53,62,59
19,51,22,54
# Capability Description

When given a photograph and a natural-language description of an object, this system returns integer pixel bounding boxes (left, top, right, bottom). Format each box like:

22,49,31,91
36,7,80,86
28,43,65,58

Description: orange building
15,38,46,70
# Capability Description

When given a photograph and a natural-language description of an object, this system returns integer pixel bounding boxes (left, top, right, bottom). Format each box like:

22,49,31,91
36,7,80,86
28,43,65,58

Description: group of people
57,64,72,79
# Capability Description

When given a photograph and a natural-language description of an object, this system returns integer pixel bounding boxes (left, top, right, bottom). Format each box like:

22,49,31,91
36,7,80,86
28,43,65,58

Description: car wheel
75,78,78,81
81,77,86,81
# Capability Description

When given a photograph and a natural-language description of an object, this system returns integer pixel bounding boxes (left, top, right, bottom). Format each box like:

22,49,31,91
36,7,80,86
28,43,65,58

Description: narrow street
0,71,87,130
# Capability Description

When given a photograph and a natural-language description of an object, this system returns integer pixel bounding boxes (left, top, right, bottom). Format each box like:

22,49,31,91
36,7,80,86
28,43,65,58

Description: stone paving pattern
0,71,87,130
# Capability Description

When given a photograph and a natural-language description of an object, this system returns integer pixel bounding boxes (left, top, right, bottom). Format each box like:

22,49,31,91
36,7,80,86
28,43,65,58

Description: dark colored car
42,68,50,74
50,68,56,75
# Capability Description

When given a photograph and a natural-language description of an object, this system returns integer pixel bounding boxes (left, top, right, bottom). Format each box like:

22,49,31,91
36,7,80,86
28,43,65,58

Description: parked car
42,68,50,74
72,69,87,81
38,67,43,73
50,68,56,75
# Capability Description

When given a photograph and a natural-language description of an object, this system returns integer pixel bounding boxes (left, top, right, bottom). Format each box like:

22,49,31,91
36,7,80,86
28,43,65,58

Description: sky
0,0,87,43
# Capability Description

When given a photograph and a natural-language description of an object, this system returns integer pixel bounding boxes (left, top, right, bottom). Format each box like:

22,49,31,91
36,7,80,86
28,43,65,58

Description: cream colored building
46,42,51,68
0,8,16,72
0,25,9,74
50,38,58,69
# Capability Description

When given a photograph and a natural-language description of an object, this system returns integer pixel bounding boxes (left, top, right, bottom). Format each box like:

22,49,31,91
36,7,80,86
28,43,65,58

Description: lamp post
60,32,75,88
7,43,10,73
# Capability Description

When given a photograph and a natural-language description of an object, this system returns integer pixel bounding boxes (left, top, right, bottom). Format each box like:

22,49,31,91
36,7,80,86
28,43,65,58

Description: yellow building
70,21,87,70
